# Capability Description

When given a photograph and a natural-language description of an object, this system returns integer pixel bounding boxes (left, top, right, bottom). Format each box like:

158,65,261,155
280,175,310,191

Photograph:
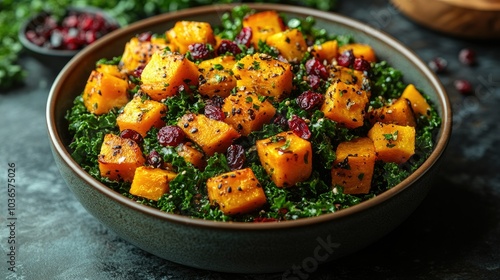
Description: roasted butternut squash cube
321,81,369,129
338,43,377,62
98,134,146,182
256,131,313,188
242,10,286,48
176,142,206,169
120,36,171,73
266,29,308,62
96,64,127,80
198,55,237,98
331,137,376,194
116,95,167,137
368,98,416,127
400,84,431,117
140,51,200,101
311,40,338,63
166,21,216,54
367,122,416,164
177,113,240,156
83,70,129,115
129,166,177,201
207,168,267,215
232,53,293,101
330,66,371,97
222,90,276,136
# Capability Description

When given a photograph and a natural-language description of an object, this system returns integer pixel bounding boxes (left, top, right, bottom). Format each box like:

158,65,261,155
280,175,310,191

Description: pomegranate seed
353,58,371,72
85,31,98,44
458,48,476,66
137,32,152,42
428,57,448,73
157,125,185,147
62,14,79,28
147,150,164,168
204,104,225,121
235,27,252,47
454,79,473,95
120,129,144,146
188,43,213,60
288,115,311,140
216,39,241,56
226,144,246,170
337,49,355,67
296,90,324,110
305,57,328,79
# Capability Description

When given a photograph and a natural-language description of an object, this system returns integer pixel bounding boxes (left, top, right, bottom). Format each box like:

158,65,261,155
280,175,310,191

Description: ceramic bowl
18,6,119,72
46,3,452,274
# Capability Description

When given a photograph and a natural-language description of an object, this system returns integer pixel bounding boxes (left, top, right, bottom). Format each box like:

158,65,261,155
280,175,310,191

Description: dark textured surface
1,0,499,279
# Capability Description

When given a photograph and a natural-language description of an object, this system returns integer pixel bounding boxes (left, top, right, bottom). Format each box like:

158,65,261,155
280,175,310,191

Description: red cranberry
188,43,213,60
454,79,473,95
305,57,329,80
307,75,321,90
216,40,242,56
337,49,355,67
273,114,289,130
226,144,246,171
296,90,324,110
120,129,144,146
428,57,448,73
137,32,152,42
147,150,164,168
234,27,252,47
157,125,186,147
288,115,311,140
353,58,371,72
204,104,225,121
458,48,476,66
133,65,145,78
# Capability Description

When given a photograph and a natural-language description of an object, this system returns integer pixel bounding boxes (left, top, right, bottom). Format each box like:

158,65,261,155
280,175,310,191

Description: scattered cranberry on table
25,10,118,51
428,57,448,73
458,48,477,66
454,79,473,95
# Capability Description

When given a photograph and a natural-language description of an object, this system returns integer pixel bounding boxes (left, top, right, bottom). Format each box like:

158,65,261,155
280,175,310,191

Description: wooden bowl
391,0,500,39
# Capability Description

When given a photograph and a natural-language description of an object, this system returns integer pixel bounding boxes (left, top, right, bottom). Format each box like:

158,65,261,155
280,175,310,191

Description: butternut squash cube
177,113,240,156
232,53,293,101
140,51,200,101
330,66,370,97
98,134,146,182
242,10,286,48
116,95,167,137
120,36,171,73
83,70,129,115
166,21,216,54
96,64,127,80
207,168,267,216
311,40,338,63
368,98,416,127
176,142,206,170
321,80,369,129
256,131,313,188
266,28,308,62
400,84,432,117
338,43,377,62
331,137,376,194
129,166,177,201
367,122,416,164
198,55,237,98
222,90,276,136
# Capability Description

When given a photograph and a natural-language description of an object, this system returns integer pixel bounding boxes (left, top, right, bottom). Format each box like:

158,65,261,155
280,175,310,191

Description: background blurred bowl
46,3,452,273
18,6,119,72
391,0,500,39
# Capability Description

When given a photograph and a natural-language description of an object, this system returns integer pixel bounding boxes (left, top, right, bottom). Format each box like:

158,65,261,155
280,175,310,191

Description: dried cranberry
428,57,448,73
120,129,144,146
454,79,473,95
226,144,246,170
353,58,371,72
253,217,277,223
337,49,355,67
146,150,164,168
305,57,329,79
234,27,252,47
204,104,225,121
188,43,213,60
288,115,311,140
296,90,324,110
206,95,225,108
273,114,289,130
133,65,145,78
458,48,476,66
307,75,321,90
157,125,185,147
137,32,152,42
216,39,241,56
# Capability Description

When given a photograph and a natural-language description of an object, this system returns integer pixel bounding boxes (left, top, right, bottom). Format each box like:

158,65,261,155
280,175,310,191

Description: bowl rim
47,3,452,231
18,5,119,57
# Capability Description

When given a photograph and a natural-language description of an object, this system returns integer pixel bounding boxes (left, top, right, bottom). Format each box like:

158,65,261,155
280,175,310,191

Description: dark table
1,1,499,279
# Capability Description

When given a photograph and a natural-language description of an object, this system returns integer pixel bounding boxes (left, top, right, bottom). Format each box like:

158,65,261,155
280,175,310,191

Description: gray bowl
46,3,452,274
